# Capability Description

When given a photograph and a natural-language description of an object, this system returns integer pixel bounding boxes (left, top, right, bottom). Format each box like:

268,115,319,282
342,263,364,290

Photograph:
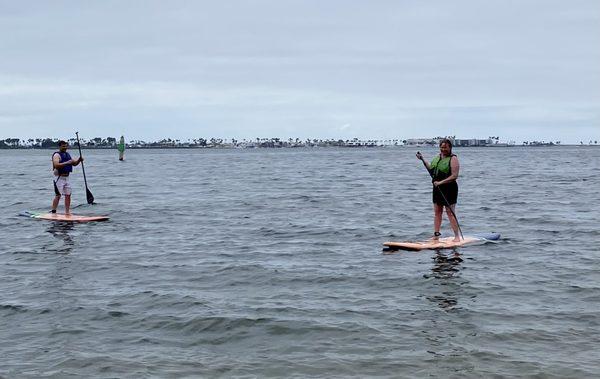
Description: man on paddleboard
416,138,461,242
51,140,83,214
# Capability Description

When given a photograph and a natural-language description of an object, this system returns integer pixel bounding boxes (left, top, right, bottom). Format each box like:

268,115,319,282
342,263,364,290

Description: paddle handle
75,132,94,204
75,132,88,188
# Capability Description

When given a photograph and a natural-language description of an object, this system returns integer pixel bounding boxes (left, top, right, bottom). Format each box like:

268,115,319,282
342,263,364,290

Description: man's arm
71,156,83,166
53,154,81,169
52,153,66,169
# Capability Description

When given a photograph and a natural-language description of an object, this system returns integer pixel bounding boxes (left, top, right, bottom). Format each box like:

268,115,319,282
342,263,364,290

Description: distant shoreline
1,144,597,150
2,136,598,149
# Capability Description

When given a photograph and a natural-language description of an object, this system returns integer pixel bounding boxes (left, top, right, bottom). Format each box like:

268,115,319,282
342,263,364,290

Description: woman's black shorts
432,181,458,206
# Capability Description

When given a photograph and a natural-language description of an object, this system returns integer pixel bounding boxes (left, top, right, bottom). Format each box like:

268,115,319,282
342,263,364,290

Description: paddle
75,132,95,204
417,151,464,240
53,178,60,196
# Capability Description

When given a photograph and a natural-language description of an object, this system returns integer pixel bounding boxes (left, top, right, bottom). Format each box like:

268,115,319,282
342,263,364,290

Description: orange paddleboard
23,211,109,222
383,233,500,251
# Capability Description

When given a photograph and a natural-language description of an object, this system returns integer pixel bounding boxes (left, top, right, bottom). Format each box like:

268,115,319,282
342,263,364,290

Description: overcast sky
1,0,598,143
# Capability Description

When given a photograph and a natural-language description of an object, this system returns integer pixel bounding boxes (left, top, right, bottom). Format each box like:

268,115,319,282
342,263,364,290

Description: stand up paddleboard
21,211,109,223
383,232,500,251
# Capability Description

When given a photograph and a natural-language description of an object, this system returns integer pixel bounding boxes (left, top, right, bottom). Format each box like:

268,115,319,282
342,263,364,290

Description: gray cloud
1,0,598,142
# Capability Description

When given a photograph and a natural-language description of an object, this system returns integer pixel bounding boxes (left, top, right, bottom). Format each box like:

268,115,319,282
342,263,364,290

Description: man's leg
65,195,71,215
52,195,60,212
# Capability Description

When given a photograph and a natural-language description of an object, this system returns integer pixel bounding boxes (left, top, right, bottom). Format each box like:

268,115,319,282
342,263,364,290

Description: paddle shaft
75,132,94,204
418,154,464,240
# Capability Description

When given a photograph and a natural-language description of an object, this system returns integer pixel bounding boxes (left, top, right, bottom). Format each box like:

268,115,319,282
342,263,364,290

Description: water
1,146,599,378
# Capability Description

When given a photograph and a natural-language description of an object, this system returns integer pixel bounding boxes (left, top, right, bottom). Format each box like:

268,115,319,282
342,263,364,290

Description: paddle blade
86,188,95,204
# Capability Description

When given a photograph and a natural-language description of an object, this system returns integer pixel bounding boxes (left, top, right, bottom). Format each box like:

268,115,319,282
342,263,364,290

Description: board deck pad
21,211,109,222
383,233,500,251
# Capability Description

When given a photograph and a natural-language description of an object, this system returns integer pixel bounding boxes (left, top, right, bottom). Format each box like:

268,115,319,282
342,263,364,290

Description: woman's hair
439,138,453,149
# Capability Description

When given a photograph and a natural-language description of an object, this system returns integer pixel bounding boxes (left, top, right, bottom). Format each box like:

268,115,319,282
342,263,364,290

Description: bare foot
452,237,460,242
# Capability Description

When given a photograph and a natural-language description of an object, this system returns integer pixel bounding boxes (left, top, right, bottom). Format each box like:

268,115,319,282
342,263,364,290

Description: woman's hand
416,151,423,161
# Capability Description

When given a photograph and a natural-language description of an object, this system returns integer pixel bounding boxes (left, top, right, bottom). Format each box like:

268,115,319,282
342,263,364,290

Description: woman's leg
433,203,443,238
445,204,460,241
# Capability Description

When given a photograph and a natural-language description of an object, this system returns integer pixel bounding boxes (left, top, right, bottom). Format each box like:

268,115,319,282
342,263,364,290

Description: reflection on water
44,222,75,254
420,249,467,359
426,249,463,310
431,250,463,278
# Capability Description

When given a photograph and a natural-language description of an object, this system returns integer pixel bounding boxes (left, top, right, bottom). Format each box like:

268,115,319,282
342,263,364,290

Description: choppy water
1,146,599,378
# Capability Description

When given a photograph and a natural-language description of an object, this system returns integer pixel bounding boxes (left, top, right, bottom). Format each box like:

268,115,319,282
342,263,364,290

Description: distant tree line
0,137,402,149
0,137,119,149
2,137,599,149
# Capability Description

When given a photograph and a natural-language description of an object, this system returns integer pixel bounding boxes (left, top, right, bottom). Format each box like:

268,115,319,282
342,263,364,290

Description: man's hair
58,140,67,146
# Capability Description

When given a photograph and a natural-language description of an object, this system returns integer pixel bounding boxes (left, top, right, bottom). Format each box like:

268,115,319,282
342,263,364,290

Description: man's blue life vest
53,151,73,175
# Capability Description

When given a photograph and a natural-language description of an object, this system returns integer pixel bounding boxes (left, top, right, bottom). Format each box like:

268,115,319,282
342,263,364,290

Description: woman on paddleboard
416,138,461,242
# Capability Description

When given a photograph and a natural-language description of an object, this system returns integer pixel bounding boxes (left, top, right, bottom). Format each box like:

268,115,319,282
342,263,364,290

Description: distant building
404,138,437,146
455,139,487,147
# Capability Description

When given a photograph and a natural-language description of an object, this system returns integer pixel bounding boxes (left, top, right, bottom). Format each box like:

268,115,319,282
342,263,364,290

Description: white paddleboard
22,211,109,222
383,233,500,251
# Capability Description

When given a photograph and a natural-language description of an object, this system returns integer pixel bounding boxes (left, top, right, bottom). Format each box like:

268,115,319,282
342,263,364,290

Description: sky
0,0,599,143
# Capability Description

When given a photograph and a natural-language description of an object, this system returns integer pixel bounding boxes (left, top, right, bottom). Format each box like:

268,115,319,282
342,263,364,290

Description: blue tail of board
473,232,501,241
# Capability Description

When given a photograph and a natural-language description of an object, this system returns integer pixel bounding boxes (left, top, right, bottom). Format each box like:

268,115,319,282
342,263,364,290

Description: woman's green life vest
430,154,454,181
